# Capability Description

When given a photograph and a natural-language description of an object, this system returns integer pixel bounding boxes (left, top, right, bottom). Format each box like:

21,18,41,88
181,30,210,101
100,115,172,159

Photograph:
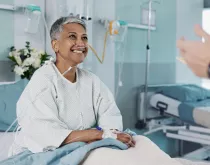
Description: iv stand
136,0,160,129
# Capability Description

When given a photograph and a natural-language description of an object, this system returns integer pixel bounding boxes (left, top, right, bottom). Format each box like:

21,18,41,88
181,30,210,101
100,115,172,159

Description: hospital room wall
115,0,177,129
0,0,15,82
0,0,45,124
175,0,203,85
0,0,14,61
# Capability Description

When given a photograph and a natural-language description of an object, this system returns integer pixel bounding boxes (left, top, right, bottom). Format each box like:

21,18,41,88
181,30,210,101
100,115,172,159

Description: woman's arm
61,129,103,146
61,129,135,148
93,79,123,131
91,77,135,147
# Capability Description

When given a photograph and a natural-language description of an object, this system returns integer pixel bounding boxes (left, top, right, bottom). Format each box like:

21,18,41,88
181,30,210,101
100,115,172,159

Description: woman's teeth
73,50,83,54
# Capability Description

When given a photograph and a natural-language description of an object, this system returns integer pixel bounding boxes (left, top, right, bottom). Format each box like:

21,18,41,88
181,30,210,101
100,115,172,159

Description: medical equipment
95,19,128,98
137,0,160,129
113,21,128,98
0,3,49,32
58,54,77,76
0,4,42,34
62,66,73,76
55,0,92,21
81,0,92,21
176,56,186,64
24,5,41,34
0,4,16,11
91,19,128,64
137,84,210,161
0,3,51,53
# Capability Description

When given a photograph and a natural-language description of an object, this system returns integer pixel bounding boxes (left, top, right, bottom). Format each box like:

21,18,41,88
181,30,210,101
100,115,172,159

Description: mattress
150,94,181,117
175,158,210,165
0,132,15,161
150,93,210,127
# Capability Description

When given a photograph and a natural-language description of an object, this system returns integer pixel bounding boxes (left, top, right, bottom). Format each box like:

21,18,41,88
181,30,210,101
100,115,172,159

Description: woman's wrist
95,127,119,139
91,129,103,140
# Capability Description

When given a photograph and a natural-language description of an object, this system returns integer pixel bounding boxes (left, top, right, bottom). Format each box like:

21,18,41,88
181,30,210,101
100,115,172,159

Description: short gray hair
50,16,87,40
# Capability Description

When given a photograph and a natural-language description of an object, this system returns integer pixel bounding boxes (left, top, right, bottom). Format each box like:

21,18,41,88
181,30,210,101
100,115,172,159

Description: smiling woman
9,15,134,157
50,17,89,82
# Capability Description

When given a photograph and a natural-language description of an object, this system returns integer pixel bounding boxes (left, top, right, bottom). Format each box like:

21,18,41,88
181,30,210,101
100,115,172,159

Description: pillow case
0,80,25,131
156,84,210,102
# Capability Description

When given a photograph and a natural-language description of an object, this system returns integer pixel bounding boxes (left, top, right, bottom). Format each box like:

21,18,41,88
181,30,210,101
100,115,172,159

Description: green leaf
7,56,18,65
10,46,16,52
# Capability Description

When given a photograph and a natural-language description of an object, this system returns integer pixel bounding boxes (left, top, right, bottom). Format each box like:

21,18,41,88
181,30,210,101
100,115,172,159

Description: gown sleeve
16,74,71,153
93,77,123,131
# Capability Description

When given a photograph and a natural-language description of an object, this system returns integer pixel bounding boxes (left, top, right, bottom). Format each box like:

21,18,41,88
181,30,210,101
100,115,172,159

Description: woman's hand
117,133,135,147
61,129,103,146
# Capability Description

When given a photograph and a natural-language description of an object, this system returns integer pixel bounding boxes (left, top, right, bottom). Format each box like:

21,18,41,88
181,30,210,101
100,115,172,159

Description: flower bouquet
8,41,50,80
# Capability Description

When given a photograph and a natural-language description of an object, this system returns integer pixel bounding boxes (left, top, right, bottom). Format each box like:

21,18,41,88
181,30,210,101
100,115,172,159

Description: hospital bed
0,133,208,165
0,86,208,164
0,132,15,161
137,84,210,161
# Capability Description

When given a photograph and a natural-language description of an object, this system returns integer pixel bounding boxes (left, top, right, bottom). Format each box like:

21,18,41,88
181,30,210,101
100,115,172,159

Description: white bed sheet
150,94,181,117
0,132,15,161
0,133,208,165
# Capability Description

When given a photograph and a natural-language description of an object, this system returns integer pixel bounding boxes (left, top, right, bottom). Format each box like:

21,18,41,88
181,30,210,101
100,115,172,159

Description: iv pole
136,0,160,129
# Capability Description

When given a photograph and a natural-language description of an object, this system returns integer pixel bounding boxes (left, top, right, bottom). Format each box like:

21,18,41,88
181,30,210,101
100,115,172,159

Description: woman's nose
76,39,85,47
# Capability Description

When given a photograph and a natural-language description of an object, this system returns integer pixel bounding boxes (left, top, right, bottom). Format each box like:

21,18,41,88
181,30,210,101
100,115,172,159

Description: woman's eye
82,36,88,41
69,35,76,39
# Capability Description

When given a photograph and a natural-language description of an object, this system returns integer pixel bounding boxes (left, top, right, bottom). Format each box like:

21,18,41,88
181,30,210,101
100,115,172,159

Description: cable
115,27,128,99
88,30,109,64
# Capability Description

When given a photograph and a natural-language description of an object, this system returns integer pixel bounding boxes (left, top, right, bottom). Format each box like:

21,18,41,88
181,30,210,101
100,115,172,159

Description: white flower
14,55,22,65
31,52,39,58
22,57,35,66
14,51,21,57
23,67,29,72
9,50,18,57
24,49,29,56
31,48,36,52
32,58,41,68
14,65,24,76
9,52,14,57
39,50,45,55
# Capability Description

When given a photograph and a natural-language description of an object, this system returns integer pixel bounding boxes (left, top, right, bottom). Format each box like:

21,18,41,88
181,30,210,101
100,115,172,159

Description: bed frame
136,84,210,161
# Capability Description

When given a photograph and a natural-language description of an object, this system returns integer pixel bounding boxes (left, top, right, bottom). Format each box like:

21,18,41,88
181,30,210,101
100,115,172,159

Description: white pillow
81,135,183,165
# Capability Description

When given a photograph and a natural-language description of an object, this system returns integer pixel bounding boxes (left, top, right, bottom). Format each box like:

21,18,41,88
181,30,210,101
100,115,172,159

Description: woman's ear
51,40,59,53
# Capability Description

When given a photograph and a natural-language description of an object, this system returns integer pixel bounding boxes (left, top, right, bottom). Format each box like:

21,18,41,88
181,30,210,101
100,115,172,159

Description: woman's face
52,23,88,66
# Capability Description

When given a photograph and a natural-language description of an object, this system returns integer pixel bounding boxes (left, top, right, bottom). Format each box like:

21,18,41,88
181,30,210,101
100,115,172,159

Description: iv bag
110,20,128,43
25,5,41,34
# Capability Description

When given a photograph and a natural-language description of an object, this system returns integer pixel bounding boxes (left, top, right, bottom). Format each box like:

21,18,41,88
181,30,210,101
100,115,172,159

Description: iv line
88,30,109,64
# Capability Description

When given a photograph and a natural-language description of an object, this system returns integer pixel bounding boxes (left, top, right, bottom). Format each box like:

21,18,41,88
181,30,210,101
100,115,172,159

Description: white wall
91,0,116,93
14,0,45,50
176,0,203,85
45,0,116,93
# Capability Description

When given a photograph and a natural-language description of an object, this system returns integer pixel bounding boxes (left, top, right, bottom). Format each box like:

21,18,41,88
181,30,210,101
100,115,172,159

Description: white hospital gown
10,63,122,155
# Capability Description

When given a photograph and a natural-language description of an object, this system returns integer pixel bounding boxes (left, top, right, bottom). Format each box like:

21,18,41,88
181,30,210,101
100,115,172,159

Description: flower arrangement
8,41,50,80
